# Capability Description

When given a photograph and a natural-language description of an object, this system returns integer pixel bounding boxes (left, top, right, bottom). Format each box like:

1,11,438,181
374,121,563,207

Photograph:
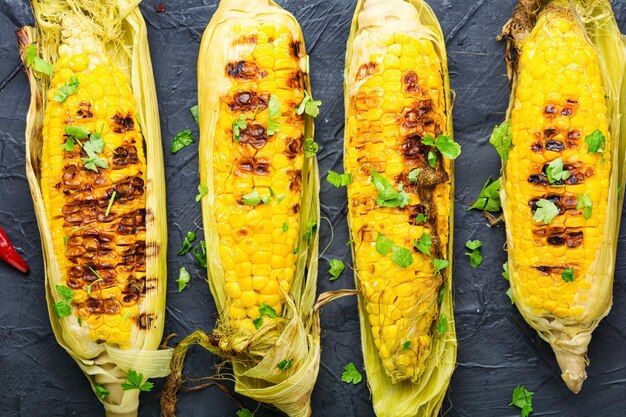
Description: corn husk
16,1,172,416
499,0,626,393
344,1,457,416
161,1,321,416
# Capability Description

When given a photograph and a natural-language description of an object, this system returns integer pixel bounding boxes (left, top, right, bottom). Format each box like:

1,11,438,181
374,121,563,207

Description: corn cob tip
555,348,587,393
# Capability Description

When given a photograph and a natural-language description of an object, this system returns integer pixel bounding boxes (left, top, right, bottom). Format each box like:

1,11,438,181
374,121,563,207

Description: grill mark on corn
229,91,269,112
238,123,269,148
111,112,135,133
356,62,378,81
226,61,267,80
76,102,93,119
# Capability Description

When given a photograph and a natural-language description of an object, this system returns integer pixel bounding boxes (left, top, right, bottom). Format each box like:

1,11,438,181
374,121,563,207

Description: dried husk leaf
344,1,457,416
161,1,321,416
16,1,171,416
499,0,626,393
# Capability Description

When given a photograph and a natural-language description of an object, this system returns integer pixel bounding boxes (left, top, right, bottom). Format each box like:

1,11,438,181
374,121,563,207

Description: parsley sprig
371,169,409,208
25,43,54,76
329,259,345,281
376,233,413,268
296,91,322,118
341,362,362,385
52,285,74,318
468,177,501,212
121,370,153,392
490,120,512,162
421,134,461,162
53,75,79,102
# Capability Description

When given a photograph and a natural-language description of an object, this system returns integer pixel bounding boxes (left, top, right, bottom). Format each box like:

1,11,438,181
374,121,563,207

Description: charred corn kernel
40,13,147,350
345,0,451,383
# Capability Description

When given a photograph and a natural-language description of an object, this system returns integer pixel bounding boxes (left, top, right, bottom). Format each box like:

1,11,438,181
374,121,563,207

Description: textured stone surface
0,0,625,416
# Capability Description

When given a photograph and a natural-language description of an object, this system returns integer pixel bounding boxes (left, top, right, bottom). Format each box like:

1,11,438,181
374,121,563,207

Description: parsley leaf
437,314,448,335
26,43,54,76
253,317,264,329
414,233,432,256
415,213,427,224
370,169,410,208
562,267,575,283
259,302,277,319
194,240,207,269
506,288,514,304
190,104,200,126
266,94,282,136
80,132,109,172
329,259,345,281
176,266,191,292
576,193,593,220
277,359,293,371
304,220,317,241
65,125,90,140
296,91,322,117
391,245,413,268
52,285,74,318
375,233,394,256
233,114,247,143
282,222,288,232
503,262,514,304
341,362,362,385
60,136,75,152
121,370,153,392
408,168,421,183
242,190,261,206
95,385,109,399
177,231,196,256
327,170,352,188
465,240,483,267
304,138,318,157
196,184,208,202
509,385,534,417
53,75,79,102
432,258,449,274
171,129,194,153
236,409,254,417
533,199,559,224
422,134,461,161
468,176,501,212
546,158,570,184
585,129,606,154
401,340,412,351
490,120,512,162
427,150,437,168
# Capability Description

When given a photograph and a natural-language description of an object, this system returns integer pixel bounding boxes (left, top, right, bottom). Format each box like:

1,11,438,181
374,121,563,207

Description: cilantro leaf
176,266,191,292
65,125,90,140
329,259,345,281
490,120,512,162
266,95,282,136
502,262,510,281
341,362,362,385
415,213,427,224
236,409,254,417
370,169,409,208
171,129,194,153
414,233,432,256
304,138,318,157
277,359,293,371
506,288,514,304
121,370,153,392
177,231,196,256
53,75,79,103
438,288,445,305
437,314,448,335
190,105,200,126
375,233,394,256
401,340,412,351
427,134,461,160
194,240,207,269
546,158,570,184
282,222,288,232
576,193,593,220
60,136,75,152
95,385,109,399
26,43,54,76
259,302,277,319
562,268,575,283
585,129,605,154
465,240,482,251
327,170,352,188
242,190,261,206
427,150,437,168
432,258,449,274
52,285,74,318
509,385,534,417
468,176,501,212
465,240,483,267
408,168,421,183
233,114,247,143
253,317,263,329
391,245,413,268
296,91,322,117
533,199,559,224
196,184,208,202
304,220,317,241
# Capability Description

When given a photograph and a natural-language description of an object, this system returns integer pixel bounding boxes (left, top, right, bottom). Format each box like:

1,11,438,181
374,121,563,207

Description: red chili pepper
0,226,29,273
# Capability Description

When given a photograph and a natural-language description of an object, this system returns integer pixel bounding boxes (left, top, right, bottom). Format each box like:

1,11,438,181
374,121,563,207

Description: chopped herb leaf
190,105,200,126
241,190,261,206
468,177,501,212
562,268,575,283
259,302,277,319
277,359,293,371
437,314,448,335
427,150,437,168
415,213,427,224
509,385,534,417
401,340,412,351
304,138,318,157
408,168,421,183
432,258,449,274
296,91,322,117
585,129,606,154
506,287,514,304
422,134,461,160
122,311,132,321
576,193,593,220
327,170,352,188
341,362,363,385
60,136,75,152
104,191,117,217
236,408,254,417
176,266,191,292
546,158,570,184
329,259,345,281
533,199,559,224
196,184,208,202
414,233,432,256
304,220,317,241
95,385,109,399
266,95,282,136
194,240,207,269
375,233,394,256
261,196,271,205
370,169,409,208
391,245,413,268
253,317,263,329
276,193,286,204
233,114,248,143
171,129,194,154
490,120,512,162
465,240,483,267
502,262,510,281
121,370,153,392
282,222,288,232
293,247,300,254
178,231,196,255
52,285,74,318
438,288,445,305
64,125,90,140
53,75,79,102
26,44,54,76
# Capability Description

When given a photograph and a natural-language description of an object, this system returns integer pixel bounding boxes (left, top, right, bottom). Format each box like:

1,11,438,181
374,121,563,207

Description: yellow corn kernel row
212,23,306,333
506,8,610,319
42,25,147,348
346,30,450,382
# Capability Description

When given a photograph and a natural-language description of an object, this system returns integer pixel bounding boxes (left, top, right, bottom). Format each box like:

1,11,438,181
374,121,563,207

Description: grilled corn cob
499,0,626,393
17,1,171,415
344,0,456,415
161,1,320,416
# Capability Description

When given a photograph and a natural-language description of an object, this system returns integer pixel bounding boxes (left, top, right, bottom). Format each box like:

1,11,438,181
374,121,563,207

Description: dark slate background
1,0,625,416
